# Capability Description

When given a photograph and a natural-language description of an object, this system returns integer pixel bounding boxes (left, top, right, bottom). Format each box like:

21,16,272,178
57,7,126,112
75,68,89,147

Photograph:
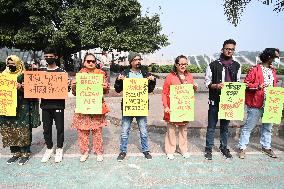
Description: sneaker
41,149,54,163
220,147,233,159
262,148,277,158
117,152,126,162
167,154,174,160
204,148,212,160
143,151,152,160
54,148,63,163
7,154,21,165
182,152,190,159
18,156,30,165
238,149,245,159
80,152,89,162
97,154,104,162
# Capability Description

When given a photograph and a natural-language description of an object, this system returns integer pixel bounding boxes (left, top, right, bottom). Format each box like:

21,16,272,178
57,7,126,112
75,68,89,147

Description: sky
138,0,284,58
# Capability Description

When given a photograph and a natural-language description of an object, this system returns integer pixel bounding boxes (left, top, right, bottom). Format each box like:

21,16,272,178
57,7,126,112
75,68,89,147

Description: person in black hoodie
40,47,66,163
115,51,156,161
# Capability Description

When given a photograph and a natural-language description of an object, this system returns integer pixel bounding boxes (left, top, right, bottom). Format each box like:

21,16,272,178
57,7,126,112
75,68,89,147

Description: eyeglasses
133,58,143,61
224,48,235,51
85,60,96,64
176,63,188,67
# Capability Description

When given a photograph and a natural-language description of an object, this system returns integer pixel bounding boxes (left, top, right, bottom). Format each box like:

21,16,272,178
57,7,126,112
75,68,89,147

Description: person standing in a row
204,39,241,160
162,55,197,160
0,55,40,165
40,47,66,163
71,53,110,162
115,51,156,161
238,48,279,159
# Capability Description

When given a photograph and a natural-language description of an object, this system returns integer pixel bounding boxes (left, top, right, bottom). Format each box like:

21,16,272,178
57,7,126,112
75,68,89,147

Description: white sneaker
167,154,174,160
97,154,104,162
182,152,190,159
41,149,54,163
80,152,89,162
54,148,63,163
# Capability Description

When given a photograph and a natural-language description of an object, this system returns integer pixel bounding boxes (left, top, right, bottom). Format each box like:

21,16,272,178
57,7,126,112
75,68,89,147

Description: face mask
273,58,280,65
45,58,56,65
8,65,17,72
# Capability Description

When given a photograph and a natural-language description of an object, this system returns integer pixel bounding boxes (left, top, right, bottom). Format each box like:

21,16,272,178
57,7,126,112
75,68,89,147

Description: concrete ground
0,75,284,188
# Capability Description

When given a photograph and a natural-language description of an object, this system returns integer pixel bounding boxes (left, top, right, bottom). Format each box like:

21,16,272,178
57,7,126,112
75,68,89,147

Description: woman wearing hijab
0,55,41,165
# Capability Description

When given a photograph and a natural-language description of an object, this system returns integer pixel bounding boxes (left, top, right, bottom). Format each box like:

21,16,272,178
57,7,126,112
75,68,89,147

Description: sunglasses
85,60,96,64
176,63,188,67
224,48,235,51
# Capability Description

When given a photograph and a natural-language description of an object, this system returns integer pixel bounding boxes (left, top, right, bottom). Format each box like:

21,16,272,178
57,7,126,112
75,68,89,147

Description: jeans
205,104,230,150
238,107,273,150
119,116,150,153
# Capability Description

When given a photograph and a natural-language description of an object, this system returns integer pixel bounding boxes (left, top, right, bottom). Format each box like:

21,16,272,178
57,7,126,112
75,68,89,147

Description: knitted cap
128,51,141,64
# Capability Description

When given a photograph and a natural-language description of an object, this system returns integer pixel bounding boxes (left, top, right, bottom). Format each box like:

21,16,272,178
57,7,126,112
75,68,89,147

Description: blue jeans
238,107,273,150
205,104,230,150
119,116,150,153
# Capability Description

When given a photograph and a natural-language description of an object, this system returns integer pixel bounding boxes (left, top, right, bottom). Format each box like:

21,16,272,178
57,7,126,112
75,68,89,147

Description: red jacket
244,64,277,108
162,71,197,124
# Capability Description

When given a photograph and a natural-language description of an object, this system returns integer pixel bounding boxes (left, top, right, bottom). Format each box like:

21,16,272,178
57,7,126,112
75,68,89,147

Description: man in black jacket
204,39,241,160
40,47,66,163
115,51,156,161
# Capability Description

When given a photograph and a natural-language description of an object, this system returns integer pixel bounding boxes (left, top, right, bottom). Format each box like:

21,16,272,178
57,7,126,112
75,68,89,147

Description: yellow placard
0,74,17,116
123,78,148,116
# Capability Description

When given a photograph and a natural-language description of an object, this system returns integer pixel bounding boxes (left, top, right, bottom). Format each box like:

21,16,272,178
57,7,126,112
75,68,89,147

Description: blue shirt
128,69,143,78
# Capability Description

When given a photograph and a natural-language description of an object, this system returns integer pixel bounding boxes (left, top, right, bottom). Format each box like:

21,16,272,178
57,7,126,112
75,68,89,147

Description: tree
223,0,284,26
0,0,169,68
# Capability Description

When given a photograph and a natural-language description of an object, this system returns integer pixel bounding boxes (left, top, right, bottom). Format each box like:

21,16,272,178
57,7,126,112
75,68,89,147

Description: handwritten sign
24,71,68,99
170,84,194,122
123,78,148,116
262,87,284,124
75,73,103,114
0,74,17,116
218,82,246,120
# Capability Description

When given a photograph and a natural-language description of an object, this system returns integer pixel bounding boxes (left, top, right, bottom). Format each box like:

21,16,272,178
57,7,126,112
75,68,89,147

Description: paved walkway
1,75,284,188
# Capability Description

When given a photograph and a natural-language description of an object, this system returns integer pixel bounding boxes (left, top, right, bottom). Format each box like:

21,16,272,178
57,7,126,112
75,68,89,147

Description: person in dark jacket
204,39,241,160
114,51,156,161
238,48,279,159
40,47,66,163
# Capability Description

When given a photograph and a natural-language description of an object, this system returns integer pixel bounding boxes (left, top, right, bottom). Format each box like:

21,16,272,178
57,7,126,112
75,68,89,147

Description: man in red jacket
238,48,279,159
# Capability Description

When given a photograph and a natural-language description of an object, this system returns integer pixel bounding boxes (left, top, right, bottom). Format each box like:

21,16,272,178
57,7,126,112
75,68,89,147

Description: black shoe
204,149,212,160
143,151,152,160
220,147,232,159
117,152,126,162
7,155,20,165
18,156,30,165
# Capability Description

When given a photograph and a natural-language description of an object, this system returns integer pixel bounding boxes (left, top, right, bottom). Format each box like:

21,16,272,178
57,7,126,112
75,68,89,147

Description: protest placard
0,74,17,116
123,78,148,116
24,71,68,99
218,82,246,120
170,84,195,122
262,87,284,124
75,73,103,114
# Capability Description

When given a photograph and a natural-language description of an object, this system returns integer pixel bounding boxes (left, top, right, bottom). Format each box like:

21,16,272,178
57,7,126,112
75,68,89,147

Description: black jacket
40,67,66,110
205,59,241,103
114,67,156,93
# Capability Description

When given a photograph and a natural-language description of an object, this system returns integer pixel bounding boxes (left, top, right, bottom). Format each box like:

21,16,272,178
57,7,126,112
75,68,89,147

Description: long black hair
259,48,277,63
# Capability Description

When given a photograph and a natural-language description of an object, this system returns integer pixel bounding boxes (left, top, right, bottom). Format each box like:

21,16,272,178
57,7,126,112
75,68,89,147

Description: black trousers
42,109,64,149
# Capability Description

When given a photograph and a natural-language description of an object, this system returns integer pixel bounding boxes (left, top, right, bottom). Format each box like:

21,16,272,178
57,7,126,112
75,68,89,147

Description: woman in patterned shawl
0,55,41,165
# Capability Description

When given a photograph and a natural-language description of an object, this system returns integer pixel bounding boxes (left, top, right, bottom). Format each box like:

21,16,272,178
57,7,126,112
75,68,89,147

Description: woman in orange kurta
71,53,109,162
162,55,197,160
